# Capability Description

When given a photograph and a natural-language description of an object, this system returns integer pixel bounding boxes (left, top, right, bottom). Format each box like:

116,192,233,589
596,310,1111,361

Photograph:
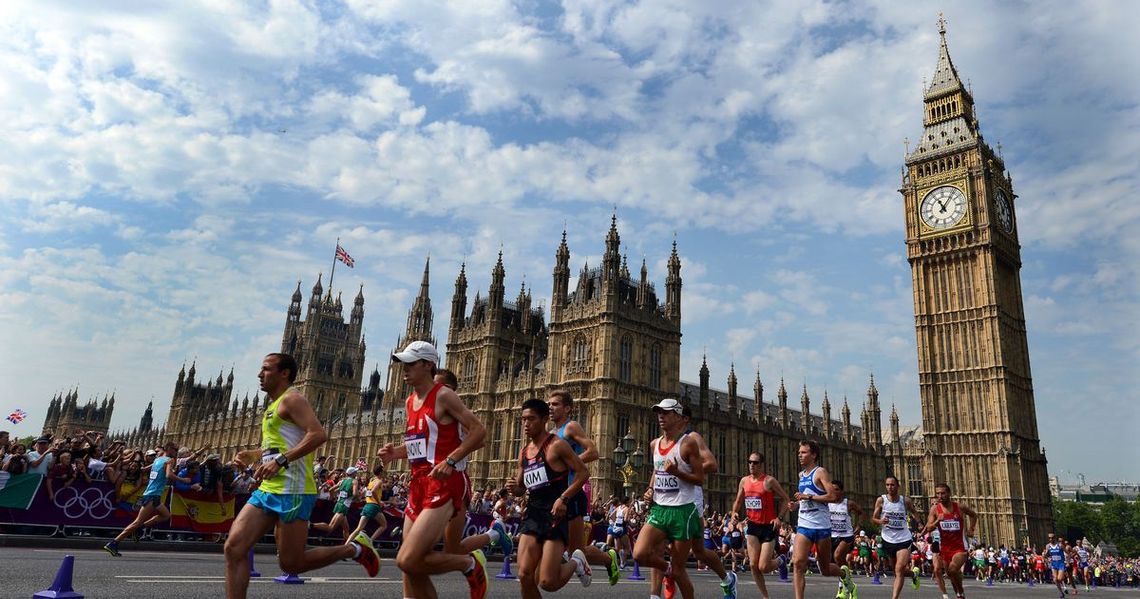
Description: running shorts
140,494,163,509
361,503,382,519
566,489,589,520
647,503,702,542
797,527,831,543
518,506,569,544
746,522,778,543
405,469,467,521
730,534,744,550
881,539,914,559
247,489,317,524
832,534,856,547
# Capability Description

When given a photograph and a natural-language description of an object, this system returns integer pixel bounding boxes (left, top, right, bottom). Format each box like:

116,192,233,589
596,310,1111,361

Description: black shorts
746,522,777,543
931,540,941,553
881,540,914,560
565,490,589,520
833,535,856,547
729,534,744,550
519,508,569,545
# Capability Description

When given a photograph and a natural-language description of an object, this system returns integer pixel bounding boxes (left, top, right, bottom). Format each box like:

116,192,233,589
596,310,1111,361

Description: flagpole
328,237,339,299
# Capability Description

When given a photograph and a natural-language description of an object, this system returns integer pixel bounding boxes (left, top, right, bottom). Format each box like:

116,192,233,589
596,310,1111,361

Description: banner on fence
0,472,42,509
170,488,236,533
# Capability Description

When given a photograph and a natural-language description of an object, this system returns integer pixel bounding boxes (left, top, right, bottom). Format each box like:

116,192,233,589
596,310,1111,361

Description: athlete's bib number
149,470,158,481
338,491,348,499
744,496,763,510
800,499,819,512
364,490,373,498
523,463,550,490
832,515,850,532
405,434,428,464
885,512,906,529
654,470,680,494
939,519,961,531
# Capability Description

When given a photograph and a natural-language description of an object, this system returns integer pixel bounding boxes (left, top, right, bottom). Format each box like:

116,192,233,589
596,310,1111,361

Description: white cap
392,340,439,365
145,450,157,456
651,398,684,414
345,466,359,475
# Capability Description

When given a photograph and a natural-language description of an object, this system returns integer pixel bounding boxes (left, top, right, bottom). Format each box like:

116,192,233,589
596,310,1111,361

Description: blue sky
1,1,1136,483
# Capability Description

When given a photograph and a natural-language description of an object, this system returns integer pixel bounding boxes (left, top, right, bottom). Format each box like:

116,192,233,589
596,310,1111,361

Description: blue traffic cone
778,556,789,582
986,576,994,587
248,550,261,578
274,573,305,584
34,554,83,598
628,560,645,581
871,571,882,585
495,556,517,580
1027,576,1035,586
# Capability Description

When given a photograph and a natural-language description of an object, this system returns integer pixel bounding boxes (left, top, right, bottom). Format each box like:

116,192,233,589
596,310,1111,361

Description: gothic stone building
42,388,115,439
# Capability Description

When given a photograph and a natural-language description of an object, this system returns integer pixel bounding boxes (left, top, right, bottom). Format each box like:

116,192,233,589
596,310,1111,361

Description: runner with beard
919,483,978,599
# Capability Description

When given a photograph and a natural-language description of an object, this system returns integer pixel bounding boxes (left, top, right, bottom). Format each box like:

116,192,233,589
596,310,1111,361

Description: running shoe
912,566,922,590
842,564,857,594
720,570,738,599
350,532,380,577
605,548,621,585
572,549,592,587
102,541,122,557
490,520,513,557
664,563,676,599
836,582,848,599
466,549,489,599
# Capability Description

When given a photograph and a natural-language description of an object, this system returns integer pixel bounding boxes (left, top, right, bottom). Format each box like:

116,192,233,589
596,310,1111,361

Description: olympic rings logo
52,486,115,520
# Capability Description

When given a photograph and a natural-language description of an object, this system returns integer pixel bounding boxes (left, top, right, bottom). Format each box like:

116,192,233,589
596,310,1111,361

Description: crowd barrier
0,474,611,544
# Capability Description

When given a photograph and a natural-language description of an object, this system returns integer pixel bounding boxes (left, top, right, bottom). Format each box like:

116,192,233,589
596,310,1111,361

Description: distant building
42,388,114,438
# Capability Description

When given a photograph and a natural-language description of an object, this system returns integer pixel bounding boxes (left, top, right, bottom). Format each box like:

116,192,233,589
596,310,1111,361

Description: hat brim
392,351,419,363
651,406,683,414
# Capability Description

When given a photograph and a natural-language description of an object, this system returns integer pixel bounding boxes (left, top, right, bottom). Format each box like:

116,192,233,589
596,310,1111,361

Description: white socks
486,529,500,544
349,542,362,558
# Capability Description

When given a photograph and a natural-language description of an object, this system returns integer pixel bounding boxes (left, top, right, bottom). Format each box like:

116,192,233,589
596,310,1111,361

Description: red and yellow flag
170,488,235,532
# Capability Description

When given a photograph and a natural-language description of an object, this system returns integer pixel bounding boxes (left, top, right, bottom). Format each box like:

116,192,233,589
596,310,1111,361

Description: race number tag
523,463,550,490
364,490,373,498
744,496,763,510
886,512,907,529
799,499,819,512
405,434,428,464
149,470,159,481
653,470,680,494
338,491,348,499
939,519,961,531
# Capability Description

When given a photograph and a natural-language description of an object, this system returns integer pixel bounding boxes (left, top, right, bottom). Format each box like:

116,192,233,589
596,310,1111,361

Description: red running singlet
742,474,777,524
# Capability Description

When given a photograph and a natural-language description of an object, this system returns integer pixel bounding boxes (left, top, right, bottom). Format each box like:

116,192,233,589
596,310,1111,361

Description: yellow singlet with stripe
258,390,316,495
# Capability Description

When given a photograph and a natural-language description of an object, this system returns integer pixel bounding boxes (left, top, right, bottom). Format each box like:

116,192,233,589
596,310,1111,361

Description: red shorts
405,468,468,521
939,546,967,563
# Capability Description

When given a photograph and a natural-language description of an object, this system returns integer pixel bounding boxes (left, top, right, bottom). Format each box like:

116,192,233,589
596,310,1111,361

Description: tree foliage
1053,498,1140,557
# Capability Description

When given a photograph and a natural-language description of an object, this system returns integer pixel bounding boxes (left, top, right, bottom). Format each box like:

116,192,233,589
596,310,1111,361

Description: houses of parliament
97,21,1051,546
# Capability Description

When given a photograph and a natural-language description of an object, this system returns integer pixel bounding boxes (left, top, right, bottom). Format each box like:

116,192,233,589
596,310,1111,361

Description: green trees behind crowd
1053,498,1140,557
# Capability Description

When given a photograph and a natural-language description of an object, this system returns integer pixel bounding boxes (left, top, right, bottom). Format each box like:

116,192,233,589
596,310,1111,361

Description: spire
890,403,901,443
800,385,811,432
489,250,505,318
311,272,323,298
665,237,682,323
354,283,364,305
698,353,710,405
292,280,303,303
727,363,738,411
777,378,789,429
909,14,980,163
603,213,621,285
419,256,431,297
450,261,469,333
925,13,964,99
842,396,852,441
405,255,434,340
752,367,764,422
821,391,832,438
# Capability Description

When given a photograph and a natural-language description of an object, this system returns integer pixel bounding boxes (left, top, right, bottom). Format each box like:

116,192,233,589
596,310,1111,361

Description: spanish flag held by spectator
170,487,235,533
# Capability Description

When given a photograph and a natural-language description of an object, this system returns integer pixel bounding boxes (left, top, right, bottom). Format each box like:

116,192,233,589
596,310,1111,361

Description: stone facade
42,388,114,439
895,19,1052,546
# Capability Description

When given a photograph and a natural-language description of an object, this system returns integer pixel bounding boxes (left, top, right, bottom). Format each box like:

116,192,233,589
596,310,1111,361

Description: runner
828,479,865,599
433,368,513,560
548,389,621,585
786,440,854,599
919,482,978,599
103,441,187,555
631,398,717,599
1076,540,1092,591
870,475,923,599
1046,533,1069,597
220,353,380,599
310,466,358,541
606,497,633,568
377,341,490,599
348,464,390,542
730,451,791,599
507,398,593,597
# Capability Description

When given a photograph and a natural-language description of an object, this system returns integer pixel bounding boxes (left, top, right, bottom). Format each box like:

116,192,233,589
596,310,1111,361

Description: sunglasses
747,460,762,465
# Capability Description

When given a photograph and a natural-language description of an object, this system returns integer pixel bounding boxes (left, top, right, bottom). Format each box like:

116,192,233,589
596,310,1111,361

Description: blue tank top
797,466,830,529
144,456,171,496
557,421,584,482
1047,543,1065,562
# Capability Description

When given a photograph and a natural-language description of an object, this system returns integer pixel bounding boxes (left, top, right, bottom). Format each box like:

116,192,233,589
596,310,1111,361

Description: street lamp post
612,428,644,498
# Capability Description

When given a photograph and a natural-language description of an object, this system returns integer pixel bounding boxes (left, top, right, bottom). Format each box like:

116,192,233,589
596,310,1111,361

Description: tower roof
925,15,965,99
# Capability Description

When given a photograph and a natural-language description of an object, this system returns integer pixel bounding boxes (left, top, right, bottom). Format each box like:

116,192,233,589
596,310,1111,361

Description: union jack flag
355,457,368,471
6,409,27,424
335,244,355,268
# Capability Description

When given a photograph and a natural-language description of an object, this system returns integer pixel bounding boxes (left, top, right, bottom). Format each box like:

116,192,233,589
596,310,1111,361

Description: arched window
619,336,632,383
569,335,590,375
649,344,662,389
462,355,477,385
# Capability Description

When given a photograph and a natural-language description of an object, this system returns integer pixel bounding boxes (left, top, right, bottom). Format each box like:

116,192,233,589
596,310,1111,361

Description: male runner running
103,441,187,555
731,451,790,599
221,353,379,599
1076,540,1092,591
788,440,854,599
548,389,621,585
632,398,713,599
507,398,593,597
1046,533,1069,597
919,482,978,599
311,466,357,541
378,341,489,599
349,464,389,542
606,496,633,566
829,479,865,599
676,406,738,597
871,475,923,599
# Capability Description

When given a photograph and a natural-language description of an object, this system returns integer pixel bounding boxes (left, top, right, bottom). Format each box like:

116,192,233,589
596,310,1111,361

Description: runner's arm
960,504,979,538
848,499,867,531
565,421,599,464
730,478,745,517
767,477,792,522
667,435,704,485
805,467,839,503
435,388,486,463
553,438,588,503
871,496,886,525
276,390,328,463
919,505,939,536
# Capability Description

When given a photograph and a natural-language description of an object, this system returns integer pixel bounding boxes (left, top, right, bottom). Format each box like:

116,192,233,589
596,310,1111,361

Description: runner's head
797,440,819,467
372,464,385,477
434,368,458,390
748,452,764,473
520,398,550,439
547,389,573,422
392,340,439,385
260,352,298,393
884,475,900,496
935,482,952,504
831,478,845,499
651,398,685,434
162,441,179,456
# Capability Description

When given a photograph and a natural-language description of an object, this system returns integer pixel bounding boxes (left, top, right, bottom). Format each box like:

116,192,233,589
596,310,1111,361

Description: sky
1,1,1137,483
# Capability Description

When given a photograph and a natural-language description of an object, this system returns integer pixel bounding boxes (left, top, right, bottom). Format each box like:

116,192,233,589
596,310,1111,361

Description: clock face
995,189,1013,232
920,186,968,229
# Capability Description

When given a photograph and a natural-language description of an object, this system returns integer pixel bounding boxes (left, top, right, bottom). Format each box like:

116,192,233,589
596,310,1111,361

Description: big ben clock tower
901,18,1052,545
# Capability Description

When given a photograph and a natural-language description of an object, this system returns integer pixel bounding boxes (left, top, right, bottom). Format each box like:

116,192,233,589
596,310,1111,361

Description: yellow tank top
258,390,317,495
365,478,381,505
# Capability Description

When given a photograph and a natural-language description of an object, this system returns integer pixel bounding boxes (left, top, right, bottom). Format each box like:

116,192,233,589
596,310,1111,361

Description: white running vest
829,498,854,537
880,494,913,544
652,433,699,506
